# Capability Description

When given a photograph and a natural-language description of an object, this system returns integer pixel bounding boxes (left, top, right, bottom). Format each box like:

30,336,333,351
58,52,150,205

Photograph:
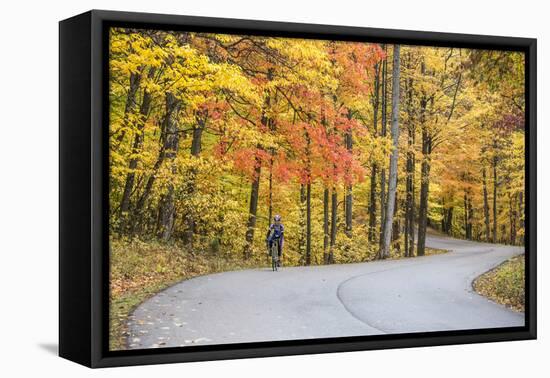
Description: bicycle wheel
276,241,279,271
272,241,278,271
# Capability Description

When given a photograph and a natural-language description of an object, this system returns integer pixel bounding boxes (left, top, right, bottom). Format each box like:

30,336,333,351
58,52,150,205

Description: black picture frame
59,9,537,368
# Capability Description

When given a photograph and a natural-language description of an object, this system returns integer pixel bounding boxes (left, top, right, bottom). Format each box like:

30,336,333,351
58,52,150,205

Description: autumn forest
108,28,525,267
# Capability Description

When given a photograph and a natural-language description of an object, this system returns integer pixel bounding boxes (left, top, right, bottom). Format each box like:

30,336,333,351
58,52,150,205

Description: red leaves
200,101,230,121
212,41,382,188
230,147,271,180
330,42,386,96
272,152,294,184
281,117,366,187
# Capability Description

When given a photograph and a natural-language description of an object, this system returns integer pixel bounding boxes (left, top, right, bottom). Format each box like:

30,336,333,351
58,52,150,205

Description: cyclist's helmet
274,214,282,222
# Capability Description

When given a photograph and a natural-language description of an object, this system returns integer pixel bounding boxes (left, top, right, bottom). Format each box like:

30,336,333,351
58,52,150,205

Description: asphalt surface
126,232,524,349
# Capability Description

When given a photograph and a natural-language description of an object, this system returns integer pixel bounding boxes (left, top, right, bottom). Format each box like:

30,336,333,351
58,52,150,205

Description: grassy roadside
391,246,449,259
424,247,449,256
474,254,525,312
109,239,264,351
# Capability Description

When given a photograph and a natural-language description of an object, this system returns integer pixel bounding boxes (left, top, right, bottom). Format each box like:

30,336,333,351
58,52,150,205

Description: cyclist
266,214,284,267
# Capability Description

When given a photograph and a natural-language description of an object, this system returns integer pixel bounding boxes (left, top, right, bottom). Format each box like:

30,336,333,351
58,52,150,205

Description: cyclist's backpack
271,223,284,239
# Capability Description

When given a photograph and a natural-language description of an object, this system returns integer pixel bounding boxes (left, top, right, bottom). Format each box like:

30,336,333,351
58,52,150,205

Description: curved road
126,232,524,349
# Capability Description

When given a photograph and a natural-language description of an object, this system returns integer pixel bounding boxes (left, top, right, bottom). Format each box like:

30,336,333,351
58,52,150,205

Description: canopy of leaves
109,28,525,263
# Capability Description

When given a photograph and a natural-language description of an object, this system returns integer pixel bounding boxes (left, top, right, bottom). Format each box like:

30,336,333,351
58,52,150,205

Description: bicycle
270,238,280,272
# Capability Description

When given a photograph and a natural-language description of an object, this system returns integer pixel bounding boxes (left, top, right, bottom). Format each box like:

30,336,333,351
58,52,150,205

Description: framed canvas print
59,10,536,368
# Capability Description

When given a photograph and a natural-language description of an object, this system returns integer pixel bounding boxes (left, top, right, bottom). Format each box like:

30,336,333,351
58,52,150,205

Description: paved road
126,233,524,349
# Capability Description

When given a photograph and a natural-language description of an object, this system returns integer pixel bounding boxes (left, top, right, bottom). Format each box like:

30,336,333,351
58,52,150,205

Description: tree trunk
510,193,517,245
345,183,352,237
405,148,415,257
468,195,474,240
130,151,163,236
379,45,388,250
519,191,524,245
299,184,307,261
244,154,261,259
306,183,312,265
416,128,431,256
405,207,409,256
405,75,415,257
305,130,313,264
191,121,204,156
344,186,353,236
449,208,453,235
268,157,273,225
378,160,386,250
368,63,380,242
344,111,353,237
492,154,498,243
442,206,453,235
158,187,176,240
464,193,473,240
183,113,206,246
113,71,142,147
380,44,400,259
329,187,337,264
441,206,446,233
157,92,183,241
463,194,468,238
368,166,377,242
416,60,430,257
391,193,400,251
323,187,329,263
482,166,491,241
118,68,155,234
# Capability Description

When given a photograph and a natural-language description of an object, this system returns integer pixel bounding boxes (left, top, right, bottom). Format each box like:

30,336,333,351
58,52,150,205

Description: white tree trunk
381,45,401,259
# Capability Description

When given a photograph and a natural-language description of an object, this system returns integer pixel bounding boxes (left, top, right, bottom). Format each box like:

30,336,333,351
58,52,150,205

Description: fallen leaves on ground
474,254,525,312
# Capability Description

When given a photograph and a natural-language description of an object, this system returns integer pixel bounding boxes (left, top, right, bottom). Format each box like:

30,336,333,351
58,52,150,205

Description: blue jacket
266,223,284,244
